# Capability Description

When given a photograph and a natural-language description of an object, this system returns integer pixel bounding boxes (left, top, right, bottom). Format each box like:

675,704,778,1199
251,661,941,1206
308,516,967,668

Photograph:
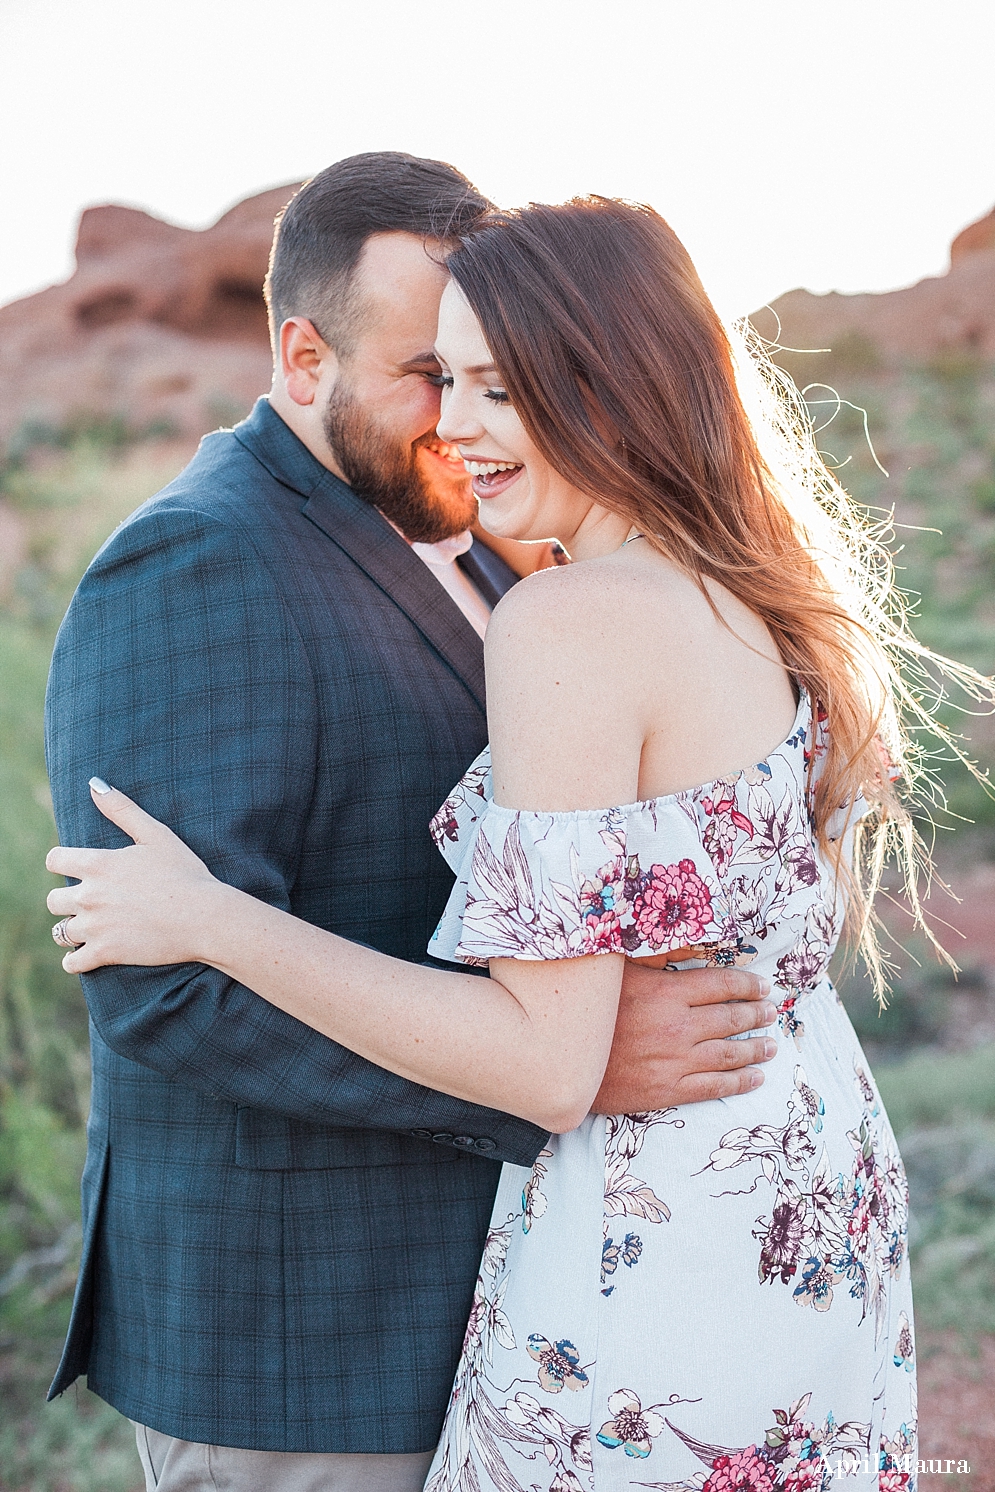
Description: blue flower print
527,1335,590,1394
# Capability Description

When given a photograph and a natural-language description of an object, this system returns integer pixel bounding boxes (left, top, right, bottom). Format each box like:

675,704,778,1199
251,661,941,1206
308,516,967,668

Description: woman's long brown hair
447,196,993,999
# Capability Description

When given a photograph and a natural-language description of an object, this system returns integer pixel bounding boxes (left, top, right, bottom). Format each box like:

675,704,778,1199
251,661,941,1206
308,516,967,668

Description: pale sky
1,0,993,319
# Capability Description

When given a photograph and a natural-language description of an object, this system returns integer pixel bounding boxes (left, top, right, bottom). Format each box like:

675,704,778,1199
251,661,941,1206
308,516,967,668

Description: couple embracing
46,153,926,1492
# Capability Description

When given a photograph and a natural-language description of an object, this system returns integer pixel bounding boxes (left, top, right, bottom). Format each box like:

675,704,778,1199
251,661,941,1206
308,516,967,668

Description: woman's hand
46,779,222,973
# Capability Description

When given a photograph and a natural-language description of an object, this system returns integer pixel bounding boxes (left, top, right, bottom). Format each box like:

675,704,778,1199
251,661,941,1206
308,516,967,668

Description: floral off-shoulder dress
424,695,916,1492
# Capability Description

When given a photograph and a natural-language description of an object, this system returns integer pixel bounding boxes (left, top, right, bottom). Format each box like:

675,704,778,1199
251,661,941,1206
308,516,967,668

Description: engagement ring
52,918,82,949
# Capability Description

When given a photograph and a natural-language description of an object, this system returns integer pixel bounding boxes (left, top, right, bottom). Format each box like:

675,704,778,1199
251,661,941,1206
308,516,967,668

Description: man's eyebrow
398,349,441,370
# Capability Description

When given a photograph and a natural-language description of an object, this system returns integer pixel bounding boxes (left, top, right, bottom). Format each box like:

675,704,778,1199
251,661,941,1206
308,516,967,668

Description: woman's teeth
463,460,520,476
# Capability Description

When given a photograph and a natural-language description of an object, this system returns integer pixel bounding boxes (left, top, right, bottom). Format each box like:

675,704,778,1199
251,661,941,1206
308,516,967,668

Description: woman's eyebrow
432,357,499,375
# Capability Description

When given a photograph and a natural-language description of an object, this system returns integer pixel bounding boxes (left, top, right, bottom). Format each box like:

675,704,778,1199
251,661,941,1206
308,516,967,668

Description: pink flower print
581,909,623,954
879,1426,916,1492
526,1335,589,1394
702,1447,777,1492
632,859,714,950
578,863,625,953
729,807,755,836
782,1457,824,1492
578,857,624,914
702,811,738,872
596,1388,665,1458
848,1190,874,1252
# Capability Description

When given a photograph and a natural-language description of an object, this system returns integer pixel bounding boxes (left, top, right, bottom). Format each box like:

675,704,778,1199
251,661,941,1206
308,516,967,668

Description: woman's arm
49,789,619,1134
47,561,778,1126
48,577,639,1134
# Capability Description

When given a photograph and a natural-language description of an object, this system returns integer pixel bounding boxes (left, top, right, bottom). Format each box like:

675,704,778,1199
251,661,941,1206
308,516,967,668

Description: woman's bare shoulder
485,559,650,691
484,550,793,807
485,567,592,708
484,562,650,809
490,549,687,623
482,556,702,801
490,553,609,610
486,550,708,669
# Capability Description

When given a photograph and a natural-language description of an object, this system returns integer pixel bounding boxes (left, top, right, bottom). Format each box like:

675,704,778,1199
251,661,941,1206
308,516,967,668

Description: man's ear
280,317,339,407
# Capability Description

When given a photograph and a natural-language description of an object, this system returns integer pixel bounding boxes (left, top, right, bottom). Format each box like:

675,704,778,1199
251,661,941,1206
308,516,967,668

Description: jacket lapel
303,481,487,711
234,399,495,710
457,538,519,607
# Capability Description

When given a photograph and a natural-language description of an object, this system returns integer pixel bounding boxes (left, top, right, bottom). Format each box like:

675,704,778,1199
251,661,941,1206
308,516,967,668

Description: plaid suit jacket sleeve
45,503,548,1165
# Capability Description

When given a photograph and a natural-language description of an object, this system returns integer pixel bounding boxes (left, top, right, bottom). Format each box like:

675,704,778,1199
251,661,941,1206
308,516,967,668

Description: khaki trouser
133,1422,434,1492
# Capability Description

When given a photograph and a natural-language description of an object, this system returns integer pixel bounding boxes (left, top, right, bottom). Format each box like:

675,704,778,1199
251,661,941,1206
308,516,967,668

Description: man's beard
322,384,476,544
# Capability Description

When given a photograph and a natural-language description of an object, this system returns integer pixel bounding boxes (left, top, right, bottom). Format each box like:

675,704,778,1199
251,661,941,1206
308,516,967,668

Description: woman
49,198,966,1492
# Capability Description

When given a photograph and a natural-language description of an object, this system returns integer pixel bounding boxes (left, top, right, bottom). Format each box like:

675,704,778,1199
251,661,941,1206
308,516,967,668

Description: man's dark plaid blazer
44,397,549,1453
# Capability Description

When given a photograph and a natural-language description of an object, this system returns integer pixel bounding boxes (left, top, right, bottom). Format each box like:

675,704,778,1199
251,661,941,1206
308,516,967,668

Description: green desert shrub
1,359,994,1476
877,1048,995,1334
0,435,188,1490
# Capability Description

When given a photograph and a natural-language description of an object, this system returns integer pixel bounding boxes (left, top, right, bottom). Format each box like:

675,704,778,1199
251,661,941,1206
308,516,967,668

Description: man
45,153,774,1492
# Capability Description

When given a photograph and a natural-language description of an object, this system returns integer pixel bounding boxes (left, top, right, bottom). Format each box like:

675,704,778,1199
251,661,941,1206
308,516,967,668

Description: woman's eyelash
431,374,508,404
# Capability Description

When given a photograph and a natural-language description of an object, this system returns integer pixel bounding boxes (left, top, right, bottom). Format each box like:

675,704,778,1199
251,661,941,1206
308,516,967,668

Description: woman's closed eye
433,373,509,403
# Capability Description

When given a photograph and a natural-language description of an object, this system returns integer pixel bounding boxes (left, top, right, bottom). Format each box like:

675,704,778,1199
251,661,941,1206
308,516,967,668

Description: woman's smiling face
434,281,593,547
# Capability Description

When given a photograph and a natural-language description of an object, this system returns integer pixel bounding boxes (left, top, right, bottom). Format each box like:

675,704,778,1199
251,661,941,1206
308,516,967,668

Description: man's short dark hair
264,151,492,354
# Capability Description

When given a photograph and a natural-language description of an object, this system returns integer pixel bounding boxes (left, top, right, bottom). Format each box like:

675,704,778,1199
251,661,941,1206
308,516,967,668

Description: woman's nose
436,389,481,446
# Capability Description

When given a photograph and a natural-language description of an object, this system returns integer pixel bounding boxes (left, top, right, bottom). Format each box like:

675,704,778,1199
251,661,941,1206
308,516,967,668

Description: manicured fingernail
89,777,112,795
750,1069,765,1089
759,1002,776,1024
764,1039,778,1059
758,978,771,997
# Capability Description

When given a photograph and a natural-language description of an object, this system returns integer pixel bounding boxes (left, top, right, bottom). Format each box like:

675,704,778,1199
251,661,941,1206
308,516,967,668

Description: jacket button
473,1137,497,1152
452,1135,474,1148
432,1132,454,1144
410,1129,433,1139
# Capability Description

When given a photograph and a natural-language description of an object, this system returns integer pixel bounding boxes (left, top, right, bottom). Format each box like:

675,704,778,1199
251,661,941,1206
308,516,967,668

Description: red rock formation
3,187,992,456
751,202,995,365
0,184,300,451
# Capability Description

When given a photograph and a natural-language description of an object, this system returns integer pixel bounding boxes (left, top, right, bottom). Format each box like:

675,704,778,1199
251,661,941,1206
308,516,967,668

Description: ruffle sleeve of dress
427,747,747,969
427,691,870,973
